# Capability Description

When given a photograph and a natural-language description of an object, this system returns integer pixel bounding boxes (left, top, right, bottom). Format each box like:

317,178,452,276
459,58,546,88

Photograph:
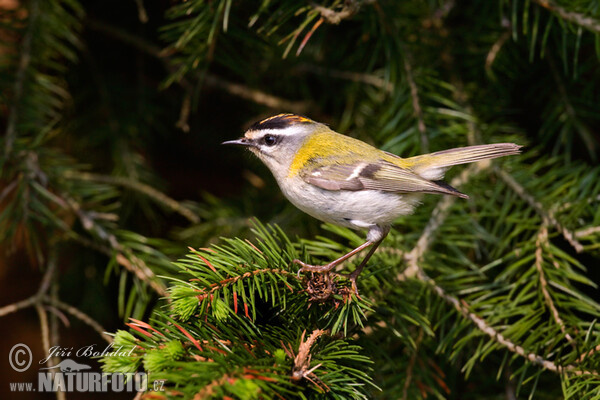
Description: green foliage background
1,0,600,398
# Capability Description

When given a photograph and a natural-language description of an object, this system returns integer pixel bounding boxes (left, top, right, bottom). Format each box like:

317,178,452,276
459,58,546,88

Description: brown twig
578,344,600,363
533,0,600,34
398,164,478,281
63,171,200,224
547,55,597,155
575,226,600,238
485,28,511,73
134,0,148,23
535,224,574,343
176,89,192,133
288,329,330,391
36,304,66,400
401,328,424,400
4,0,38,158
0,251,58,317
44,296,113,343
494,167,584,253
0,254,112,344
204,74,309,114
403,53,429,152
86,19,310,114
419,268,597,376
194,267,299,298
58,192,168,297
311,1,365,25
394,150,595,375
0,296,39,317
295,63,393,92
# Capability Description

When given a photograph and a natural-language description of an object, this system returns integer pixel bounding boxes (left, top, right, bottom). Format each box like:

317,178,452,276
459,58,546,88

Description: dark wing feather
301,161,467,198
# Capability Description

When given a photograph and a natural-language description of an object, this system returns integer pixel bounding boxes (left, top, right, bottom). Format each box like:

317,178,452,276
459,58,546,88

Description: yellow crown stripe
259,114,312,125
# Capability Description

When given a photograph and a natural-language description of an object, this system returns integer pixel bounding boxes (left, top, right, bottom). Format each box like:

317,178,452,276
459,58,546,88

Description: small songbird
224,114,521,291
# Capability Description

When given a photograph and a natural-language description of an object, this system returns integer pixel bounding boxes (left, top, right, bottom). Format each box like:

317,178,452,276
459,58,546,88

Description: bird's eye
263,135,277,146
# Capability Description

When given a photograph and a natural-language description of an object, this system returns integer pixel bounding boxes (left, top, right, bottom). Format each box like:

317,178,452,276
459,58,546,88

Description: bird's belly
280,180,421,230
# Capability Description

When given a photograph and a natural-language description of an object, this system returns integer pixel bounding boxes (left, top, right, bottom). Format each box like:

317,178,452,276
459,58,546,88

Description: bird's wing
300,160,467,198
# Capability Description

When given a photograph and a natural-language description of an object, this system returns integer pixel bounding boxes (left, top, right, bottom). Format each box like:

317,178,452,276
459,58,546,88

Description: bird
223,113,521,292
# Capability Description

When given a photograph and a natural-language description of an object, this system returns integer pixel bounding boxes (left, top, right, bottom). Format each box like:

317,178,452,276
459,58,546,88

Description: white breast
277,176,421,232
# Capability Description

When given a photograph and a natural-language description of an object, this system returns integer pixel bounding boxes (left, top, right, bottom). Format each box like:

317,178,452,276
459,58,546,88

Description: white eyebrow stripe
245,125,307,139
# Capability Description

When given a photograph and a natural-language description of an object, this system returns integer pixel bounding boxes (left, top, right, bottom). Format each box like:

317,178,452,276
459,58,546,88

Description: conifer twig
43,296,113,343
0,253,112,343
134,0,148,23
398,164,477,281
418,268,597,376
578,344,600,363
36,304,66,400
295,64,393,92
403,53,429,152
204,75,309,114
494,167,584,253
547,55,596,154
485,27,511,72
86,19,310,113
401,328,423,400
4,0,38,158
311,1,365,25
194,268,299,298
394,160,596,375
575,226,600,238
533,0,600,34
64,171,200,224
57,192,168,296
535,224,574,343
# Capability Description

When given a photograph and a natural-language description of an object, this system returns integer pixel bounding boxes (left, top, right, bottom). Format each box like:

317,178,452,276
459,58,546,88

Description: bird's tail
407,143,522,181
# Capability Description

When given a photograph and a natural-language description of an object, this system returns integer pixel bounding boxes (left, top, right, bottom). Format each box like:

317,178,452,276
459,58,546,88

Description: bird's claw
293,259,336,275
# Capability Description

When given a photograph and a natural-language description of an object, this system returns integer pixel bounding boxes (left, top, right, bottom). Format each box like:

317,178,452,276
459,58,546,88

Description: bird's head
223,113,327,177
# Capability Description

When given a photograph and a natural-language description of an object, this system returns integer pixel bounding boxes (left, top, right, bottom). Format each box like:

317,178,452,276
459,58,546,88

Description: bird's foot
293,259,337,277
294,259,363,297
339,270,362,297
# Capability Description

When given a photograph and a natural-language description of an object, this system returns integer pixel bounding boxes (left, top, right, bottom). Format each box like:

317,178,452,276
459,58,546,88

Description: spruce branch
547,55,597,156
288,329,330,391
4,0,38,158
401,328,424,400
402,52,429,152
494,166,584,253
54,192,168,296
0,251,112,343
67,233,167,298
43,296,113,343
204,75,310,114
134,0,148,23
311,1,365,25
393,152,598,379
485,24,511,74
576,226,600,238
86,19,310,113
534,224,575,344
533,0,600,34
36,303,66,400
295,64,393,92
398,164,477,281
63,171,200,224
419,268,597,377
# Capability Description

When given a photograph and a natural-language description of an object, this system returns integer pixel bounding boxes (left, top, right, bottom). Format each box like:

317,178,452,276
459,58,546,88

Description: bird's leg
344,238,384,294
294,240,375,274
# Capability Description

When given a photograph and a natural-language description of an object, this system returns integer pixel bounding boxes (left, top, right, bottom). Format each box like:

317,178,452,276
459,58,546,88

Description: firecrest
223,113,521,291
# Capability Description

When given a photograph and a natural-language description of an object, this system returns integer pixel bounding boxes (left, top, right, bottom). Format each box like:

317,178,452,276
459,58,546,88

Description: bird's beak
222,138,255,147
